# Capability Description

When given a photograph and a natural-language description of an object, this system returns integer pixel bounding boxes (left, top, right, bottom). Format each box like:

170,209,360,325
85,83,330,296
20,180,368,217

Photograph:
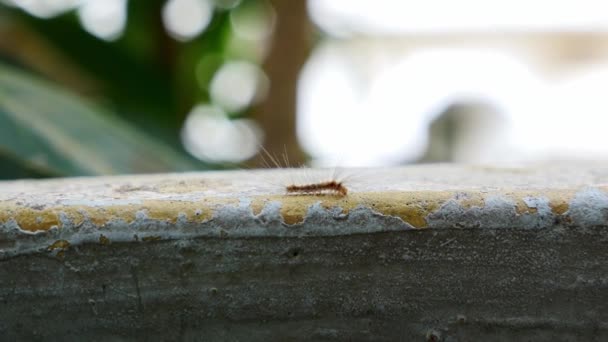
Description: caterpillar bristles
259,146,349,197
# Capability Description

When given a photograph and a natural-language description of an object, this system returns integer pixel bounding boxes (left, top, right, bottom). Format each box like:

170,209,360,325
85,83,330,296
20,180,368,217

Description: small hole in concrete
456,314,466,324
287,248,301,258
426,329,441,342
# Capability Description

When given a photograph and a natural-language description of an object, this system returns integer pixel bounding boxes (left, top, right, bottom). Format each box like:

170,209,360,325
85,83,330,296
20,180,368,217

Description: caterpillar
259,146,349,197
286,180,348,197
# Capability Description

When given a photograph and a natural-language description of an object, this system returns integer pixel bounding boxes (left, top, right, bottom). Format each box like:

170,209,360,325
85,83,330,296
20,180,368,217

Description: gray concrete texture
0,163,607,340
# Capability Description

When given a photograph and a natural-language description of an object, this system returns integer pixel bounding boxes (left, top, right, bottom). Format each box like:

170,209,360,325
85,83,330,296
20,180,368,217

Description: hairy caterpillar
286,180,348,197
259,147,349,197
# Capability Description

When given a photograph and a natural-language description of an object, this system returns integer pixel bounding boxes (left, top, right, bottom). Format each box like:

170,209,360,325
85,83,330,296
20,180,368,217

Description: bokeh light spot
78,0,127,41
210,61,268,113
181,104,262,163
162,0,214,41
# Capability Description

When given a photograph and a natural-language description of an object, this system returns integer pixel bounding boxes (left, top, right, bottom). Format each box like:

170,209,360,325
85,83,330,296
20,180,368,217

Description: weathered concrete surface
1,164,607,340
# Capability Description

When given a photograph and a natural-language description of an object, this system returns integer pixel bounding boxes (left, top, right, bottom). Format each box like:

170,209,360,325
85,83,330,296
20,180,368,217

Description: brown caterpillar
286,180,348,197
259,146,349,197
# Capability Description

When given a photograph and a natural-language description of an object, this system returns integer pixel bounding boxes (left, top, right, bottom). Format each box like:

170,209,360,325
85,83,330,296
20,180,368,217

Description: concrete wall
1,164,607,340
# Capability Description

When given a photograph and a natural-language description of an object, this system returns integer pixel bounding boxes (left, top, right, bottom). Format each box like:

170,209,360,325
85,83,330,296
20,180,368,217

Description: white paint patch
569,188,608,226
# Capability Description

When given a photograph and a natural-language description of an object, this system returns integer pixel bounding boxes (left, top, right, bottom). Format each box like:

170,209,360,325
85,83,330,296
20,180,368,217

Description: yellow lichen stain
256,188,581,228
499,189,577,217
86,206,135,226
144,202,180,223
279,206,305,225
499,190,541,215
278,196,321,225
549,200,569,215
457,192,486,209
0,197,226,232
544,189,576,216
0,202,63,232
252,191,453,228
181,207,207,223
137,200,217,224
76,199,219,227
15,209,61,232
0,209,11,224
361,191,453,228
47,239,70,251
160,198,234,223
99,234,110,245
250,198,267,217
68,210,86,227
251,194,354,225
513,198,538,215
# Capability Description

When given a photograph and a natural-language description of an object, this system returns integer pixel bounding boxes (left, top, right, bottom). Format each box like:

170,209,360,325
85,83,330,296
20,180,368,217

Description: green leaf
0,62,202,178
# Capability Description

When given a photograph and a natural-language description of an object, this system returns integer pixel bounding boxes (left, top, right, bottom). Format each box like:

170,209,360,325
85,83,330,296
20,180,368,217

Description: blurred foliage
0,63,200,176
0,0,264,179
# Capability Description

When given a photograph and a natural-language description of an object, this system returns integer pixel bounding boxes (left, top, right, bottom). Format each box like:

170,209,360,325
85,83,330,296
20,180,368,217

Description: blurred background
1,0,608,179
